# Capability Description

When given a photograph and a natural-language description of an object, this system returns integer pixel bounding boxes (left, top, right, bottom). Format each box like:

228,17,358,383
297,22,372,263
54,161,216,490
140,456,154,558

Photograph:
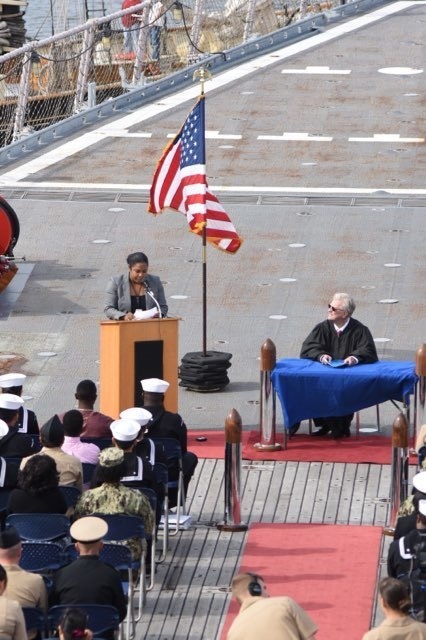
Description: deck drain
202,586,232,594
242,463,274,471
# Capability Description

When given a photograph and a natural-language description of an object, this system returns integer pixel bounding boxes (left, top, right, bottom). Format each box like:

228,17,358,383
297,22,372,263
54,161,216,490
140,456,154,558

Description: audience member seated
62,410,100,464
0,396,36,458
393,472,426,540
50,517,126,640
58,380,113,440
7,454,67,515
0,563,26,640
0,526,48,637
74,448,154,560
388,499,426,620
141,377,198,507
362,577,426,640
0,373,39,435
109,417,164,526
0,431,20,488
20,416,83,492
58,608,94,640
120,407,167,467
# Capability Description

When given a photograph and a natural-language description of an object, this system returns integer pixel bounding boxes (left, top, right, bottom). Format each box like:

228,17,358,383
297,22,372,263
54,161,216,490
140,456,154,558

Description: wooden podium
99,318,179,419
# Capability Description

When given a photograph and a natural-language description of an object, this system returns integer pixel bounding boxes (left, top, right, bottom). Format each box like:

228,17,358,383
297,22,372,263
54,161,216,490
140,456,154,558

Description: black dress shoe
289,422,301,436
331,429,344,439
343,429,351,437
312,427,330,436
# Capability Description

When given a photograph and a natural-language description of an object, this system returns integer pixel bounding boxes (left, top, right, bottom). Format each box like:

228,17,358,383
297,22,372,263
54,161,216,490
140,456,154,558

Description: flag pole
202,222,207,356
193,67,211,358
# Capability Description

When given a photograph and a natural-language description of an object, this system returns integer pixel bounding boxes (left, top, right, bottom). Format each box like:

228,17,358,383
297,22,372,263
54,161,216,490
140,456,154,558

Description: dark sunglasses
328,304,343,312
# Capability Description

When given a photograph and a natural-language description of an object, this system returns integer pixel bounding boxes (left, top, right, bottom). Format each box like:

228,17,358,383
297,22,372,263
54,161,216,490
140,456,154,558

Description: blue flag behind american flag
148,96,242,253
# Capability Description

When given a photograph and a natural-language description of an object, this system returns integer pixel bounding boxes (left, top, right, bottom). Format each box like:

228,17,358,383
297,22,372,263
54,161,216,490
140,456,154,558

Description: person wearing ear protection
227,572,318,640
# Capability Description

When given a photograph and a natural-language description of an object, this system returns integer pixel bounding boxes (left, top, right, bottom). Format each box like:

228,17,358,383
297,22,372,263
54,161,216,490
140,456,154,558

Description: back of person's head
231,572,264,603
412,492,426,514
63,410,84,437
75,379,97,403
332,293,356,315
0,526,21,563
96,447,126,483
127,251,148,267
17,454,59,494
41,414,65,448
379,577,411,614
59,607,92,640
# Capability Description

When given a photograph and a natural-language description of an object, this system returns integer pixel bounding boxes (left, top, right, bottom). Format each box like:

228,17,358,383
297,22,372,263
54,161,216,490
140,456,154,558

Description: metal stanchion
217,408,248,532
414,343,426,448
383,412,409,536
253,338,282,452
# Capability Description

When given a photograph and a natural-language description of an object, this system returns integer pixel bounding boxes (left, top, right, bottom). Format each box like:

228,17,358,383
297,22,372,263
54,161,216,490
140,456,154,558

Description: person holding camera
362,577,426,639
388,499,426,621
226,572,317,640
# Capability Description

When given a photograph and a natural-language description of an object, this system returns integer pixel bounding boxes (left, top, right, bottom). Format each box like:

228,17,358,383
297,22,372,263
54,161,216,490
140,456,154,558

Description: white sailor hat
413,472,426,494
0,393,24,410
0,419,9,437
141,378,170,394
119,407,152,427
0,373,26,389
70,516,108,543
110,418,141,441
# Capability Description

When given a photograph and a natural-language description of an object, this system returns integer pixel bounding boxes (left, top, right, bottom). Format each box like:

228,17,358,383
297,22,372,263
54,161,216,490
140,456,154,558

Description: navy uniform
50,516,126,640
0,373,39,435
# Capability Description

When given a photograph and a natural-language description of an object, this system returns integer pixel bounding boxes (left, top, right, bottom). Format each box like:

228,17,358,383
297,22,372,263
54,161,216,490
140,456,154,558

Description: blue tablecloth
271,359,418,428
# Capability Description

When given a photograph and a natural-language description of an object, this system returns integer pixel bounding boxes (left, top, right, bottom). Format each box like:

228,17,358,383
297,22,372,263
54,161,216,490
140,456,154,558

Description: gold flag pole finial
193,67,212,95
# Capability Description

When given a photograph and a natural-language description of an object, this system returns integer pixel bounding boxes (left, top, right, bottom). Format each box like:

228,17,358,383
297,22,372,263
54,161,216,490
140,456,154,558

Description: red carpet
188,429,417,465
221,523,382,640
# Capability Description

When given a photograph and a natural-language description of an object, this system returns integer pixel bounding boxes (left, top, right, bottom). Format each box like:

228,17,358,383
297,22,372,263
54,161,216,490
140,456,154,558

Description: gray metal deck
0,1,425,637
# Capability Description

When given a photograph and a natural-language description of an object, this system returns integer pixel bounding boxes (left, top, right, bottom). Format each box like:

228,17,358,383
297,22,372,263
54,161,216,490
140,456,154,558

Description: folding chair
20,541,65,573
94,514,147,614
22,607,47,638
153,462,168,562
138,487,157,592
81,462,97,486
6,513,70,542
151,438,185,536
100,543,135,640
59,485,81,509
47,604,120,638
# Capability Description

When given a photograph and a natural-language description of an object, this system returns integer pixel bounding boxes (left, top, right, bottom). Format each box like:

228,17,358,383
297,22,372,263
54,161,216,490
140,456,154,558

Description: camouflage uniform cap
99,446,124,467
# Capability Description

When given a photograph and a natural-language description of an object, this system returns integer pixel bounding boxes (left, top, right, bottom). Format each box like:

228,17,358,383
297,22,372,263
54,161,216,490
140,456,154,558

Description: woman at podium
104,251,168,320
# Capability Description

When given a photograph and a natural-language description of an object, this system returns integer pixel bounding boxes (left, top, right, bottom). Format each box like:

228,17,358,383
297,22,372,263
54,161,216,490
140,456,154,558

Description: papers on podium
133,308,158,320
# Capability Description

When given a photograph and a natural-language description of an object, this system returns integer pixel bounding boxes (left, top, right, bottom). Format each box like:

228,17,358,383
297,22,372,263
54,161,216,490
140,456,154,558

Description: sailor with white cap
0,394,36,457
119,406,162,466
141,377,198,508
0,372,39,435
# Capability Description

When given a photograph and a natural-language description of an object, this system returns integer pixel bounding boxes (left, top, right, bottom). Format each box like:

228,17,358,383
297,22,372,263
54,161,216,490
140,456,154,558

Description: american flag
148,96,242,253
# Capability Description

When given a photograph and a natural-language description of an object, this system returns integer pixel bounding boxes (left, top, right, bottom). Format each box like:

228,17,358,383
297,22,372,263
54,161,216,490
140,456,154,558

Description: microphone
144,279,162,318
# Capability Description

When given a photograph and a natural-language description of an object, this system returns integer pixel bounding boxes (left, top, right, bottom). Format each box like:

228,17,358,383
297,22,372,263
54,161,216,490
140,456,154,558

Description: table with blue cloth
271,359,418,429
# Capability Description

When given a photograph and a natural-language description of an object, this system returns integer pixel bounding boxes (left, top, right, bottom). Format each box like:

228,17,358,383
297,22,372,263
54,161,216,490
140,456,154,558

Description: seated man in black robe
296,292,378,439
